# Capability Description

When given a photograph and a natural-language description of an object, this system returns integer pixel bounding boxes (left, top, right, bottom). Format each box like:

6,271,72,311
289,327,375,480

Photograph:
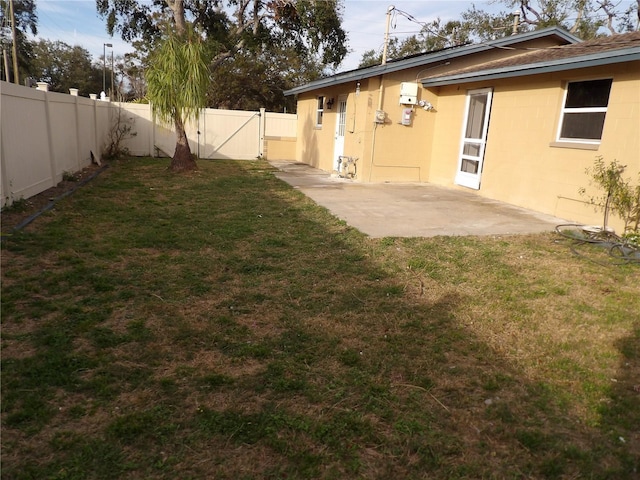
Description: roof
284,27,581,96
420,31,640,87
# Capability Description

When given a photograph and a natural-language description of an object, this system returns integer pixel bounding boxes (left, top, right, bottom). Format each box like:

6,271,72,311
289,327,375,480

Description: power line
392,7,452,43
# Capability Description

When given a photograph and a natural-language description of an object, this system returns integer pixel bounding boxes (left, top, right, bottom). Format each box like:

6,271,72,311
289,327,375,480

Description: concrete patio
269,160,569,238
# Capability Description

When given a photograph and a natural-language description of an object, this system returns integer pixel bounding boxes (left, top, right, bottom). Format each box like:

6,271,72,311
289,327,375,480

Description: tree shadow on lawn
1,158,638,479
599,321,640,474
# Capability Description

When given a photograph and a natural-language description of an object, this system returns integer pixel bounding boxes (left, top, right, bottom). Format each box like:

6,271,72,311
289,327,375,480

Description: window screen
558,79,612,142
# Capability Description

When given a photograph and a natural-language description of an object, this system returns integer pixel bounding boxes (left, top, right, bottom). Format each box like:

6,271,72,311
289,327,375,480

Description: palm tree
146,26,209,172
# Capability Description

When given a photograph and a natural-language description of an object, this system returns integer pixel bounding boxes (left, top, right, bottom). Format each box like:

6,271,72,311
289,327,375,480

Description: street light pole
111,50,114,100
103,43,112,95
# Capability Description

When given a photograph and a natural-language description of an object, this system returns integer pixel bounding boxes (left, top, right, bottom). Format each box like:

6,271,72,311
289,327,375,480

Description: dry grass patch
2,158,638,479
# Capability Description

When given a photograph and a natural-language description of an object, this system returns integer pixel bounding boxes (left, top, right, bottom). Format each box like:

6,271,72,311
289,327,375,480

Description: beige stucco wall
295,92,334,170
296,44,640,230
293,57,639,231
363,71,433,182
429,62,640,231
264,136,296,160
294,71,443,182
292,37,573,183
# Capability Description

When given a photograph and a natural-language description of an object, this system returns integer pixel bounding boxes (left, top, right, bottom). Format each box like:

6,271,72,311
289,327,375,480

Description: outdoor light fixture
103,43,113,95
326,98,335,110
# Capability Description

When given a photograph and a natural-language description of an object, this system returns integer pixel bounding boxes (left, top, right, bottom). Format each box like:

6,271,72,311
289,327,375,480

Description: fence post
202,108,208,159
43,89,57,186
93,96,101,164
150,102,156,157
0,98,9,204
259,108,266,158
196,108,203,159
74,93,82,171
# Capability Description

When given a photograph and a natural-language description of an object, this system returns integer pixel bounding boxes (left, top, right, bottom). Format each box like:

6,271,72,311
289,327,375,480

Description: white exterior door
455,88,493,190
332,95,348,172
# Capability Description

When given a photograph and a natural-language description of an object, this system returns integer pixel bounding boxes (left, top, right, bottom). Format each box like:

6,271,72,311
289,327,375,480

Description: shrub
579,156,640,233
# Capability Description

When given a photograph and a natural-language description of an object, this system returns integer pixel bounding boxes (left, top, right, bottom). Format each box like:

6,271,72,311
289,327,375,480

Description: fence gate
151,108,263,160
199,109,262,160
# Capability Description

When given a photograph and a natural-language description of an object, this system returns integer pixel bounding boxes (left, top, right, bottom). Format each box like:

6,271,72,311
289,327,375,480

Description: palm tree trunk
169,113,197,172
166,0,187,36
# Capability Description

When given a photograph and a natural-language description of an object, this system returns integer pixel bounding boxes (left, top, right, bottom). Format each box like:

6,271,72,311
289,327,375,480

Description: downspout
370,74,385,182
369,119,379,183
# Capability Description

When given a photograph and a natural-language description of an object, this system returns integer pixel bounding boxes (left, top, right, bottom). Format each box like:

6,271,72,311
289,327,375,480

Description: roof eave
420,49,640,87
284,27,581,96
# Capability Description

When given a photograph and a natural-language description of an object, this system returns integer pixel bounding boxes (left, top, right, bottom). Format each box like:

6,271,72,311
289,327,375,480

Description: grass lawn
2,157,639,479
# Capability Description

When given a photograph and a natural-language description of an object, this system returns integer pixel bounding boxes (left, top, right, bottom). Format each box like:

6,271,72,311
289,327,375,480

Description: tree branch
520,0,544,24
596,0,618,35
569,1,586,33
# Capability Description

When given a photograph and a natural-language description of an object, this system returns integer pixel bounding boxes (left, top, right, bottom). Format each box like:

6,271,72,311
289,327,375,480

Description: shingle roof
284,27,581,96
420,31,640,87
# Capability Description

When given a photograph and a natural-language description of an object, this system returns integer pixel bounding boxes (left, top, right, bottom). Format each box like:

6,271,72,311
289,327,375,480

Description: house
284,27,640,232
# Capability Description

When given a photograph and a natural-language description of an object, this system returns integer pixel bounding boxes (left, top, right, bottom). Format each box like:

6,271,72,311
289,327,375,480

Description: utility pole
9,0,18,84
377,5,395,120
103,43,112,95
110,49,114,100
381,5,395,65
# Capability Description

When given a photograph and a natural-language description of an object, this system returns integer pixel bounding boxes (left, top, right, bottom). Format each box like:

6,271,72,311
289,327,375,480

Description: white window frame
556,78,612,145
316,96,324,127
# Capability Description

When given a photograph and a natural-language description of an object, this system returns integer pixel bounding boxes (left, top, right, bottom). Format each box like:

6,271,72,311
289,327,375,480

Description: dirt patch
1,163,106,232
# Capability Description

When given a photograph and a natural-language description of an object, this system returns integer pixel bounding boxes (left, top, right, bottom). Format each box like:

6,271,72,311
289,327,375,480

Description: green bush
579,156,640,233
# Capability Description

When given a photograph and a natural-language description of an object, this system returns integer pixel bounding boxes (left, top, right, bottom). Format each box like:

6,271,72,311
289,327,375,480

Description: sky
31,0,634,73
32,0,509,73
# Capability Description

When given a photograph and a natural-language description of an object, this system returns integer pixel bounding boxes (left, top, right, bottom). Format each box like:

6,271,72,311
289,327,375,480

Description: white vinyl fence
1,81,111,206
120,104,297,160
1,81,297,207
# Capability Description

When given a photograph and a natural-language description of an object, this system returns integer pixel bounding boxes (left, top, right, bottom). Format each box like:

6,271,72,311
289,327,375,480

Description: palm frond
146,28,209,126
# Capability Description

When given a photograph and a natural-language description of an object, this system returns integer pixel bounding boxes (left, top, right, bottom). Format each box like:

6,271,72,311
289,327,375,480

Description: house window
557,79,612,143
316,96,324,127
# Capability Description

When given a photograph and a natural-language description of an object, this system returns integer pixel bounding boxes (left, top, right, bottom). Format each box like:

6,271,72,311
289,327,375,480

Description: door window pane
463,142,481,157
461,158,479,174
337,99,347,136
465,94,487,139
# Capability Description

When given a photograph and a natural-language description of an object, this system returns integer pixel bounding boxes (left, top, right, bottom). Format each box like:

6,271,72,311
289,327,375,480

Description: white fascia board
420,49,640,87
